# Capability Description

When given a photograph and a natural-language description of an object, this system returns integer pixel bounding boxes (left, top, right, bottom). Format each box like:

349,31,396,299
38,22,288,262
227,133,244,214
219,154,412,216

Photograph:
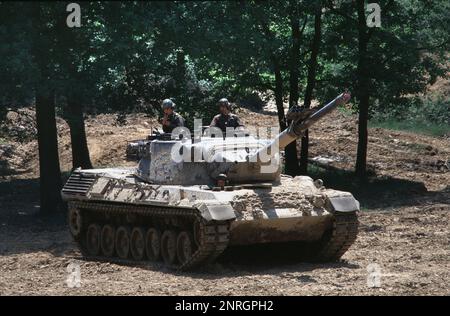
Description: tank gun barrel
252,92,351,161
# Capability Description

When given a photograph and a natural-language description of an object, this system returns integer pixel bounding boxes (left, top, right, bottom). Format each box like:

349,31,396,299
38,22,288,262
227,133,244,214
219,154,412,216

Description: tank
62,92,359,270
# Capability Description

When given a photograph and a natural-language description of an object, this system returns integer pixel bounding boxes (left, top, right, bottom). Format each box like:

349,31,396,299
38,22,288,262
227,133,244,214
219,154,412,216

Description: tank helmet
162,98,175,110
218,98,231,110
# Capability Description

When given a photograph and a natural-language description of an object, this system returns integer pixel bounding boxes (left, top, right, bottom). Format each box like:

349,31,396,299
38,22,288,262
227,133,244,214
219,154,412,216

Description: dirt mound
1,108,37,142
0,109,158,180
306,110,449,191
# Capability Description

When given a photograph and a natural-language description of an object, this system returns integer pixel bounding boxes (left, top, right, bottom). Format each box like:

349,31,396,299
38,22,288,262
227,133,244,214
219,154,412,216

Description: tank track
311,211,359,262
68,201,231,271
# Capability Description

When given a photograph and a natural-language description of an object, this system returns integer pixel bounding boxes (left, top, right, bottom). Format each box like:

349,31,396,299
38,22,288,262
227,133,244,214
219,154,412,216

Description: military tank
62,92,359,270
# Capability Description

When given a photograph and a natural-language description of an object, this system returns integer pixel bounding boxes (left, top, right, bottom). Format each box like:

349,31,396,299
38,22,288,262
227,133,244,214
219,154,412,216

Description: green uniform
162,112,185,133
210,113,243,133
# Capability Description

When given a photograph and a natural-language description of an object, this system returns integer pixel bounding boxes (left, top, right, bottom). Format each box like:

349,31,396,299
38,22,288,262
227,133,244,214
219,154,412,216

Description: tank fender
327,195,360,212
194,202,237,221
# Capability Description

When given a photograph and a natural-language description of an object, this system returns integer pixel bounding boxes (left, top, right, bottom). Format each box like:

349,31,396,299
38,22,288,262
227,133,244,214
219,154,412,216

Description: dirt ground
0,105,449,295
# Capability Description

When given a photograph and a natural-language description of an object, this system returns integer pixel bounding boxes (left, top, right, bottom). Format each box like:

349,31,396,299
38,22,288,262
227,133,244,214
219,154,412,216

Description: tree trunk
66,96,93,170
31,3,62,214
289,2,300,107
175,48,186,95
284,139,299,176
282,3,303,176
355,93,369,178
176,49,186,78
272,56,299,176
299,5,322,175
54,11,93,171
272,56,287,131
35,88,62,214
355,0,370,178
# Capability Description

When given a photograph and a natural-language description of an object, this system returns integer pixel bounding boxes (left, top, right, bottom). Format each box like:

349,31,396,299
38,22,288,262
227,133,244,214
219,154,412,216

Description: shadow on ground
0,177,73,258
0,177,40,219
0,159,29,177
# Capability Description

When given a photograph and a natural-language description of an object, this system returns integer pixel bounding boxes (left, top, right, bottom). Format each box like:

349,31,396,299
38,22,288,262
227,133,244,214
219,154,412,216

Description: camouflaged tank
62,92,359,270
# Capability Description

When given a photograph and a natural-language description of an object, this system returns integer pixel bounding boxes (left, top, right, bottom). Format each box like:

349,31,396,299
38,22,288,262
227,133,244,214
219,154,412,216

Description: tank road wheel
68,208,82,239
101,225,115,257
86,224,101,256
145,228,161,261
115,226,131,259
193,221,202,247
130,227,146,261
161,230,177,266
176,231,194,265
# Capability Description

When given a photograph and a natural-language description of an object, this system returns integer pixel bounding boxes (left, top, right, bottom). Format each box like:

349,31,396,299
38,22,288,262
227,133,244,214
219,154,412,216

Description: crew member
160,99,185,133
210,98,244,133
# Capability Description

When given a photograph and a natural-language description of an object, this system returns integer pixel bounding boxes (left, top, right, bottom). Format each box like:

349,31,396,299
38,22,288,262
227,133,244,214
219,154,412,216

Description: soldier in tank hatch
209,98,244,134
160,99,185,134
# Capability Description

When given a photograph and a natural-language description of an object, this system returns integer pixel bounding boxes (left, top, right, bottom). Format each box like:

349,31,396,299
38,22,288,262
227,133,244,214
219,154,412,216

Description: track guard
195,202,237,221
328,195,360,212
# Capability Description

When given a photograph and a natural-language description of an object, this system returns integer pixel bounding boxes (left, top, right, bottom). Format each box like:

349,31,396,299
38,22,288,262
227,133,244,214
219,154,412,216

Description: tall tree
31,3,62,214
354,0,371,178
184,1,327,176
55,3,93,170
299,3,323,174
285,1,307,175
318,0,448,177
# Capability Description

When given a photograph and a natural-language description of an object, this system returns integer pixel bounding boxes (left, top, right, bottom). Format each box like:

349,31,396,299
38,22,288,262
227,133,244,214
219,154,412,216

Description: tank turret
136,92,351,186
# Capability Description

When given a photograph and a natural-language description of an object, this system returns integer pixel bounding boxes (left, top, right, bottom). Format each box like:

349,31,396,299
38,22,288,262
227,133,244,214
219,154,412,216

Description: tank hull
62,169,359,270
